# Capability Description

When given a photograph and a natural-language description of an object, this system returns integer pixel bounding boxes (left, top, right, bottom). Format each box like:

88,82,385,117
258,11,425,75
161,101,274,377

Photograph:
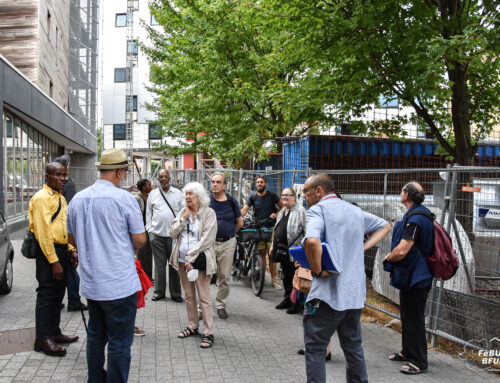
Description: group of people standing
28,147,436,383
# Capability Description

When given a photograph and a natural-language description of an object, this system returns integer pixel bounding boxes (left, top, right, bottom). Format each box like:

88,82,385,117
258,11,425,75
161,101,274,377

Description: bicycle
232,226,274,296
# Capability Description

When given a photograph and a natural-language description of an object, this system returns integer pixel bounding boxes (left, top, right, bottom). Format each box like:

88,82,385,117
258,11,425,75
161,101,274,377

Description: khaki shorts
257,241,272,251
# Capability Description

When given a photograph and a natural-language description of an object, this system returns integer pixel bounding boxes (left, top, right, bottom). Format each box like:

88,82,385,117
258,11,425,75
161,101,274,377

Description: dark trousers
66,263,81,307
400,285,431,370
137,232,153,280
303,302,367,383
150,233,181,298
281,259,296,301
87,293,137,383
35,245,69,339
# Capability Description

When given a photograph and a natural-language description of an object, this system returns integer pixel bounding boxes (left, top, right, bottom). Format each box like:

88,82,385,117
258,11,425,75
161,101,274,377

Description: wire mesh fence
137,166,500,350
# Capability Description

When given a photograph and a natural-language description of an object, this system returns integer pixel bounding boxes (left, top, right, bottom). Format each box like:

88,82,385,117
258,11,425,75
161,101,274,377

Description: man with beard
67,148,146,381
29,162,79,356
146,169,183,302
241,176,283,288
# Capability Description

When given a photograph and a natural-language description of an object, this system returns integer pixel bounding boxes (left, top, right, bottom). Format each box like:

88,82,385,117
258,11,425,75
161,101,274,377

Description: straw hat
95,148,133,170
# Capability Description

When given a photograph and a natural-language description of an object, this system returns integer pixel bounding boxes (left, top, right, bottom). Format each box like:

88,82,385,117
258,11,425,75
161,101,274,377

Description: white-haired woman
169,182,217,348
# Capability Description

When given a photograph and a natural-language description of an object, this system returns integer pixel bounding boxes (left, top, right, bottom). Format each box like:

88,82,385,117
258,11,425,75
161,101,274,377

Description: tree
143,0,328,166
266,0,499,166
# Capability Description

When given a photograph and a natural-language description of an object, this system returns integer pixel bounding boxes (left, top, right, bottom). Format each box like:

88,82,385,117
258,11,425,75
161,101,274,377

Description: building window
115,13,127,27
113,124,126,140
378,95,399,108
114,68,130,83
126,95,137,112
127,40,138,55
151,14,159,26
149,124,161,140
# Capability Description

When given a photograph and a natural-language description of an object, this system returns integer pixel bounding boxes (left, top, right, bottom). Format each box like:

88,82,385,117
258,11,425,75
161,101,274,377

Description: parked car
0,210,14,294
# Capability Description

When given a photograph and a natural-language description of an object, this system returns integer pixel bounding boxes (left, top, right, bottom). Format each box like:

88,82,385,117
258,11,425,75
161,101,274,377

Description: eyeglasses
281,194,294,198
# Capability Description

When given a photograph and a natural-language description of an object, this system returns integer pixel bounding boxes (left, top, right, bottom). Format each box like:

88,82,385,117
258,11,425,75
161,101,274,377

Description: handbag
192,252,206,271
21,197,62,259
293,267,313,294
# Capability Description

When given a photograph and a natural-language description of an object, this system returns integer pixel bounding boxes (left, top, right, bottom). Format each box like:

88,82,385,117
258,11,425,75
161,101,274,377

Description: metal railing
134,166,500,351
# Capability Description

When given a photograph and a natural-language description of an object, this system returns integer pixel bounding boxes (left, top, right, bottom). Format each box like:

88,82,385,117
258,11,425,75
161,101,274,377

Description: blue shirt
210,195,241,238
67,180,144,301
303,194,388,311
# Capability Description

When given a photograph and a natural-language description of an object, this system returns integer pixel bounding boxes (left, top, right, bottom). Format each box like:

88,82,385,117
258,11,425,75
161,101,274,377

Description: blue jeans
87,293,137,383
66,263,81,307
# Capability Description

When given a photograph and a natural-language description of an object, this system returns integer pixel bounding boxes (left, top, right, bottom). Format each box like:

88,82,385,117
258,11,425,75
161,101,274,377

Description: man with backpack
384,182,434,375
210,172,243,319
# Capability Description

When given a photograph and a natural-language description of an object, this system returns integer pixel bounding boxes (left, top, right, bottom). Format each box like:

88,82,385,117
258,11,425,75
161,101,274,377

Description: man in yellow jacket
29,162,78,356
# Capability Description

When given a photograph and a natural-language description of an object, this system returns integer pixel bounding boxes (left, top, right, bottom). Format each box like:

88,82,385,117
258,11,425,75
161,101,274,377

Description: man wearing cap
54,155,87,312
145,169,183,302
67,148,146,382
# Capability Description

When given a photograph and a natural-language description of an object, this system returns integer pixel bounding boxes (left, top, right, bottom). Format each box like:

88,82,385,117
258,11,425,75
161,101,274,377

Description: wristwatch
311,269,324,279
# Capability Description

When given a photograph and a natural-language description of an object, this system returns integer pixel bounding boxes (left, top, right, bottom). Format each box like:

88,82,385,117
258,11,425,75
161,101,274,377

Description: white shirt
178,215,199,263
145,186,183,237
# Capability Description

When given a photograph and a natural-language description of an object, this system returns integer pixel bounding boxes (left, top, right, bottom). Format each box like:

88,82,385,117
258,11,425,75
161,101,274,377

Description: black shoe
326,352,332,361
275,299,292,310
68,303,88,312
152,295,165,301
171,296,183,303
297,349,305,355
287,303,301,314
60,303,65,310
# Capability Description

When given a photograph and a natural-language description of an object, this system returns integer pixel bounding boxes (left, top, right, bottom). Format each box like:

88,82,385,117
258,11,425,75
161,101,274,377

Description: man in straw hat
67,148,146,382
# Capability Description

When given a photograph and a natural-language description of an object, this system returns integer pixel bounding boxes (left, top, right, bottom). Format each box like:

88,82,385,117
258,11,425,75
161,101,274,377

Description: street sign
461,186,481,193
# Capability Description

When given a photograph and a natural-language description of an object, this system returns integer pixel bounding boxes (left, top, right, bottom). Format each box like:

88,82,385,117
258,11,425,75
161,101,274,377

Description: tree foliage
144,0,500,166
144,0,328,165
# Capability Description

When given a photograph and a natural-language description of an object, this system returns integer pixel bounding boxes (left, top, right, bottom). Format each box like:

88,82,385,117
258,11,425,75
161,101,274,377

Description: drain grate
0,327,36,355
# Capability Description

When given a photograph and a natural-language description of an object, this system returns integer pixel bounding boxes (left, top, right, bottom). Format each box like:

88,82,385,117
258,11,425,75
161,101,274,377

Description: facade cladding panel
68,0,99,133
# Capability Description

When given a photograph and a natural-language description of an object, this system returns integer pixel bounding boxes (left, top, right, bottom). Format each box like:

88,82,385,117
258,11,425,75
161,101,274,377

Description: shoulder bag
21,197,62,259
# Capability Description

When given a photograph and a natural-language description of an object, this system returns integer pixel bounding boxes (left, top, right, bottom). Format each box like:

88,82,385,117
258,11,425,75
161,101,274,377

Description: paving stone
1,236,498,382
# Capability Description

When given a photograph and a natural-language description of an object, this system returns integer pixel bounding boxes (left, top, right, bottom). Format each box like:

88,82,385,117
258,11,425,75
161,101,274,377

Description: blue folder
288,242,338,273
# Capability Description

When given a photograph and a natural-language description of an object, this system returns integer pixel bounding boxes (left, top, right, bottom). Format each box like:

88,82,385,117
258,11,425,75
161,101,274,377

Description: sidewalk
0,235,497,382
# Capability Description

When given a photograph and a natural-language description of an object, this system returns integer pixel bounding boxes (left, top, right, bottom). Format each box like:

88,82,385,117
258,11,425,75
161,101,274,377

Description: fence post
383,173,388,218
201,168,206,189
186,169,191,184
430,168,458,347
427,165,451,342
229,170,234,197
238,168,243,205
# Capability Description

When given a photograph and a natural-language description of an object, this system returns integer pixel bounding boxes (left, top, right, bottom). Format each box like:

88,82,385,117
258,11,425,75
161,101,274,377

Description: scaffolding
125,0,139,160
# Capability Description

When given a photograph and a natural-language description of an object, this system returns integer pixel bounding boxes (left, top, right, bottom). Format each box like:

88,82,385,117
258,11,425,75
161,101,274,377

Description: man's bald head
404,181,425,205
46,162,64,175
308,174,336,194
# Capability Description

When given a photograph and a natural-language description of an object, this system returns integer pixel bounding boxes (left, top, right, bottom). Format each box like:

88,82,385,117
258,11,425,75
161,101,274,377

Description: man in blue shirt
67,148,146,383
384,182,433,375
209,172,243,319
302,174,391,383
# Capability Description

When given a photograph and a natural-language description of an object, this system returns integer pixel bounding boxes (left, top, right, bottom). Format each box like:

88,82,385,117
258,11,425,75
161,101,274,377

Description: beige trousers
215,237,237,309
178,263,213,336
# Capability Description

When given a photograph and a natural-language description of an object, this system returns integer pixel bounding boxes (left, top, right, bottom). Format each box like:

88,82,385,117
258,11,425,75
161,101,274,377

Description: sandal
178,327,198,339
389,352,407,362
200,334,214,348
400,362,427,375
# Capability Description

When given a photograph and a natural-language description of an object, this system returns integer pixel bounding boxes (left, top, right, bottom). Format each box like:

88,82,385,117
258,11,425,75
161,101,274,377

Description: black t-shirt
274,211,289,246
209,195,241,238
246,190,280,225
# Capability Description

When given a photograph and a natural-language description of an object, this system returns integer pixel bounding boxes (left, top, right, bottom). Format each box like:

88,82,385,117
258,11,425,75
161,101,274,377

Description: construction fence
155,166,500,351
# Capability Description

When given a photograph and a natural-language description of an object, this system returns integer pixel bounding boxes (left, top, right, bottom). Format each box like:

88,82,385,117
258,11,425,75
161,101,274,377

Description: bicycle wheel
250,249,265,296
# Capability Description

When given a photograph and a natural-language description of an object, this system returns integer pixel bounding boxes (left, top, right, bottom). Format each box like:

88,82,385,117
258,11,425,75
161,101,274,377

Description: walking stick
68,262,88,332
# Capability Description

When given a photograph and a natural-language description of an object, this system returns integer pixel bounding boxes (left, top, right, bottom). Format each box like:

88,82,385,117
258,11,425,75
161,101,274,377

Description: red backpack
404,210,459,280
